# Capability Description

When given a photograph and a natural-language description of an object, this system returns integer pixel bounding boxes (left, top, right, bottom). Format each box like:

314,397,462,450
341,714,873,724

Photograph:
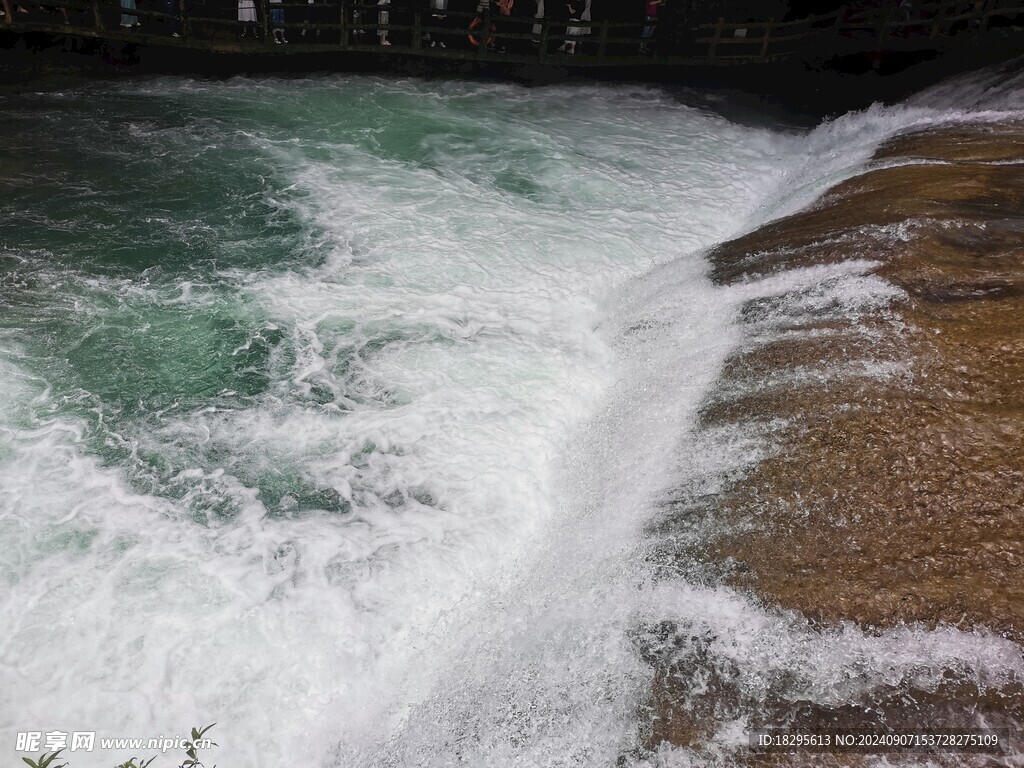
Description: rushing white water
1,67,1022,767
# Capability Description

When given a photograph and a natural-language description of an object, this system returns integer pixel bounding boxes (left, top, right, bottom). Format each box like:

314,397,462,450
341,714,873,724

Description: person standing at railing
560,0,589,52
377,0,390,43
352,2,364,42
531,0,543,39
557,0,576,51
493,0,512,50
238,0,257,37
543,0,569,50
166,0,181,35
499,0,533,52
654,0,678,56
300,0,319,40
639,0,662,52
422,0,448,47
269,0,286,42
120,0,139,28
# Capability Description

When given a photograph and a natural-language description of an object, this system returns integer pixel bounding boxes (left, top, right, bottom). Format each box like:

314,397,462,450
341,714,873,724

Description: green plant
20,723,217,768
22,750,67,768
179,723,217,768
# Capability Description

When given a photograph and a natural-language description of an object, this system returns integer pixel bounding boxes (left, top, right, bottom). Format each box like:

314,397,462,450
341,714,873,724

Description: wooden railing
2,0,1023,66
696,7,848,63
696,1,1024,63
2,0,656,60
838,0,1024,41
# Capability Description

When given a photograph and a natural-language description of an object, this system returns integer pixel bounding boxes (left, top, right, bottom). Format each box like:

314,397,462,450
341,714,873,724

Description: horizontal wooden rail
4,0,1023,67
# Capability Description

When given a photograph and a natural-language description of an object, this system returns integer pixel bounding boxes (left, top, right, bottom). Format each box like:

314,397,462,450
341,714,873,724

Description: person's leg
120,0,137,27
432,9,447,47
639,15,654,51
271,7,284,40
352,7,363,40
377,2,389,44
168,0,181,34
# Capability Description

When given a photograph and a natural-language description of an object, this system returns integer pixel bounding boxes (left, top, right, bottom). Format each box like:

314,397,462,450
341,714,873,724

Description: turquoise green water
0,78,785,525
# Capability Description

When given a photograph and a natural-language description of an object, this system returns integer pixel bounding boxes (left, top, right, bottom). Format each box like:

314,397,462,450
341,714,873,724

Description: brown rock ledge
704,123,1024,638
640,122,1024,757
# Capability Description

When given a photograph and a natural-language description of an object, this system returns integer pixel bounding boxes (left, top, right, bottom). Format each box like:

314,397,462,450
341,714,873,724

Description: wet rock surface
642,123,1024,757
706,123,1024,638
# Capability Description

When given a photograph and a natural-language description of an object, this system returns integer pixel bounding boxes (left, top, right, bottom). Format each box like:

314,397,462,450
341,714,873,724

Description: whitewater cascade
1,69,1023,766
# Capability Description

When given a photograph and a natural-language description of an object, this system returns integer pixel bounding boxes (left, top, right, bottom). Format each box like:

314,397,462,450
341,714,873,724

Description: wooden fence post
828,4,846,48
339,0,348,47
260,0,268,42
412,7,420,47
760,15,773,58
979,0,993,32
538,15,548,61
480,2,490,57
708,16,723,60
597,17,607,60
930,0,949,37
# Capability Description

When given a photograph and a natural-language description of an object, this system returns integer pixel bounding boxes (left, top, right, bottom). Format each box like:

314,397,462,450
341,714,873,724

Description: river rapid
1,67,1022,767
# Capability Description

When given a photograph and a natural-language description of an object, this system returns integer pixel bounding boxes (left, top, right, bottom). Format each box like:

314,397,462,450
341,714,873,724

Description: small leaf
38,751,67,768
